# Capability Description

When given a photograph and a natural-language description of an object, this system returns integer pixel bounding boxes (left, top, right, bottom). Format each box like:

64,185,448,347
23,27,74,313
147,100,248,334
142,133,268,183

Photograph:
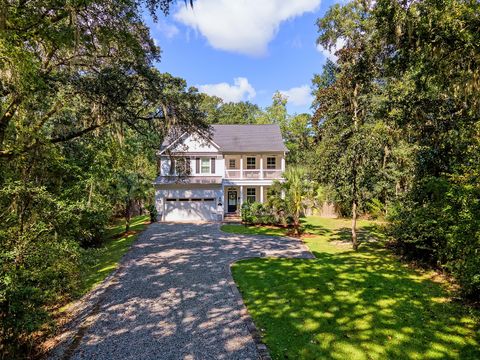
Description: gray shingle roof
211,124,287,152
162,124,287,153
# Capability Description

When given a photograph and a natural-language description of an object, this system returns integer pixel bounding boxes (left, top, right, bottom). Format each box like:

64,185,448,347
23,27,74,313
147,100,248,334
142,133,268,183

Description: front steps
223,213,241,223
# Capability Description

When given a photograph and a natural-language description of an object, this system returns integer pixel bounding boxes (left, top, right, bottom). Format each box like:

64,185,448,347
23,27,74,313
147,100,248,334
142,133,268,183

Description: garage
154,183,223,222
164,198,218,222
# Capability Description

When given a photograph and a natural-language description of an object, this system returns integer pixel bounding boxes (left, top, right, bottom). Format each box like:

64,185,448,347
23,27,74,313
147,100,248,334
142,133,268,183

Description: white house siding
160,156,224,177
156,126,287,222
168,133,219,154
155,185,223,221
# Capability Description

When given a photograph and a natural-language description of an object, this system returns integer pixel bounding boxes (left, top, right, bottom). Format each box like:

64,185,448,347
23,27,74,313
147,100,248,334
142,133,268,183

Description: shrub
389,176,480,299
48,200,111,248
241,202,277,226
241,202,253,225
366,198,385,219
0,227,81,357
147,204,158,223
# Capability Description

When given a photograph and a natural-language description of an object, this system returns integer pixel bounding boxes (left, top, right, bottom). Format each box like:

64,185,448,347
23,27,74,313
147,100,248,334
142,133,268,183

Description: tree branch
0,95,22,146
49,123,102,144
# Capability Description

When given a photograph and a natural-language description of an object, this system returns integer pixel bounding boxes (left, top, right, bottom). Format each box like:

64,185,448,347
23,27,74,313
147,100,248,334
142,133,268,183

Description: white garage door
164,198,218,221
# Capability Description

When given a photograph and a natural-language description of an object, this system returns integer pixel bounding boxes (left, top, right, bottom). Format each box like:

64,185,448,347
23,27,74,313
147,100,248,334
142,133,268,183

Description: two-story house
154,124,287,222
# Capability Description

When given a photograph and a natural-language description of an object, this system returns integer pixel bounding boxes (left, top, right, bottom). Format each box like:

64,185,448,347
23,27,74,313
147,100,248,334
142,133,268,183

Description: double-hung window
229,159,236,169
201,158,210,174
175,157,191,175
246,157,256,169
266,157,276,169
246,188,256,203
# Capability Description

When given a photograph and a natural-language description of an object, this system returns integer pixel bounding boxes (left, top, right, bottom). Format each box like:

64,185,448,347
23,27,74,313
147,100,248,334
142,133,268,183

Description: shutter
211,158,216,174
196,157,200,173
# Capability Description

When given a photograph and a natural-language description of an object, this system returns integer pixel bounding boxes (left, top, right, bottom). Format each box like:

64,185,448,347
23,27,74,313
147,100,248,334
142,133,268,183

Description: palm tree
269,167,314,235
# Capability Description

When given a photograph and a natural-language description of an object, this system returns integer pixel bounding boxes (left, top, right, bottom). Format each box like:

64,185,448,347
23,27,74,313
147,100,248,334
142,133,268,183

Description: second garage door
164,198,218,221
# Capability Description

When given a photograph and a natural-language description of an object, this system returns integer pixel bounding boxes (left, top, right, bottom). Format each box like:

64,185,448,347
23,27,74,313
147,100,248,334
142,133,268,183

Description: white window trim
200,157,211,174
246,187,256,203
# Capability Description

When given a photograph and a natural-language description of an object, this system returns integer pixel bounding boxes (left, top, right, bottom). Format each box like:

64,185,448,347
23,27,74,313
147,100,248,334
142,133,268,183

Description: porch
223,185,270,214
224,154,285,180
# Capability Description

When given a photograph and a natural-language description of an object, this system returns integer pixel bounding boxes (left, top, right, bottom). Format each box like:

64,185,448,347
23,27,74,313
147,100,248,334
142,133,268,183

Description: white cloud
316,38,346,62
156,19,179,39
197,77,256,102
280,85,313,106
175,0,322,56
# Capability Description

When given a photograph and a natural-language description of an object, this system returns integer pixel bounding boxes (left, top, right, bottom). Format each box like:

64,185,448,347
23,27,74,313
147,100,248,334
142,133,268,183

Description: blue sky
144,0,339,114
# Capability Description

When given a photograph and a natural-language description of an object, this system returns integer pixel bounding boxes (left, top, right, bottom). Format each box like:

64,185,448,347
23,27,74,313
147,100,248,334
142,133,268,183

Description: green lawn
78,215,149,296
229,217,480,359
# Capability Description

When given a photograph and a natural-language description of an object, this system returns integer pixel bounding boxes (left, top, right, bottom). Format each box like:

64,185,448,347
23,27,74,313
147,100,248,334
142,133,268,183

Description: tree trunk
125,200,131,232
351,82,360,251
352,199,358,251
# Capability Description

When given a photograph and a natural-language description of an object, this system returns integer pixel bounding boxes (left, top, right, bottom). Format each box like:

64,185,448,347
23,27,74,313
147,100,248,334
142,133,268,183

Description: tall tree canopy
0,0,206,356
312,0,480,297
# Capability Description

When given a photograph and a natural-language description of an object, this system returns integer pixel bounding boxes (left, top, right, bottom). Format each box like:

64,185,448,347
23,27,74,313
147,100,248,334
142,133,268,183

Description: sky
144,0,340,115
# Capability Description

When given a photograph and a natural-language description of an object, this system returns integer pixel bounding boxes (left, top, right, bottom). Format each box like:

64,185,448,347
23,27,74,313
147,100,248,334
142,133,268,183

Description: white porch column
239,185,244,208
240,156,244,179
260,186,264,203
260,156,264,179
220,184,225,218
281,155,285,172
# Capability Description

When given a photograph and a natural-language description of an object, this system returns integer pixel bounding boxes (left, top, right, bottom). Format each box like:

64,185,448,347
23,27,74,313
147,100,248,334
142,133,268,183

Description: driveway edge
220,224,315,360
227,255,272,360
45,224,155,360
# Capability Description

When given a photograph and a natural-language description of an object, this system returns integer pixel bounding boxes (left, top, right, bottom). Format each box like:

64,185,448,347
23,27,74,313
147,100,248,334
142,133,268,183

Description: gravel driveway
49,223,313,360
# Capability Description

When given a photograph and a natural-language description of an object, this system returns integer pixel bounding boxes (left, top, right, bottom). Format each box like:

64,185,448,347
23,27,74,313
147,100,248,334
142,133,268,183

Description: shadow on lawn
300,219,386,250
234,248,480,360
299,220,331,237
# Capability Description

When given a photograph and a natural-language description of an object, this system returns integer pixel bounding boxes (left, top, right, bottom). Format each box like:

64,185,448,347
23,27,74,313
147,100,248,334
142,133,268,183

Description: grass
78,215,149,296
229,217,480,359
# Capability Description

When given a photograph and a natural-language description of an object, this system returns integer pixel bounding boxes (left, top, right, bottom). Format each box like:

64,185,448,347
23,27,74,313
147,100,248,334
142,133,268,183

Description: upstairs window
229,159,236,169
201,158,210,174
246,188,256,203
175,157,191,176
266,157,276,169
246,157,256,169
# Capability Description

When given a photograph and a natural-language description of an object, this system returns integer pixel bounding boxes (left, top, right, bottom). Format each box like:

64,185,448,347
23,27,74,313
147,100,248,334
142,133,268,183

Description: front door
227,190,237,213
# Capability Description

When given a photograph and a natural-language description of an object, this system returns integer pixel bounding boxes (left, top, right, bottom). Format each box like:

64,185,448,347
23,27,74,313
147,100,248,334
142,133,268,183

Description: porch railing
263,170,283,179
224,169,283,179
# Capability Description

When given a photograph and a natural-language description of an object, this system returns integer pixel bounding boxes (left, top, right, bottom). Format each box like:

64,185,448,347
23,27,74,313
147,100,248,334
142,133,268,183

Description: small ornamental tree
268,167,315,235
